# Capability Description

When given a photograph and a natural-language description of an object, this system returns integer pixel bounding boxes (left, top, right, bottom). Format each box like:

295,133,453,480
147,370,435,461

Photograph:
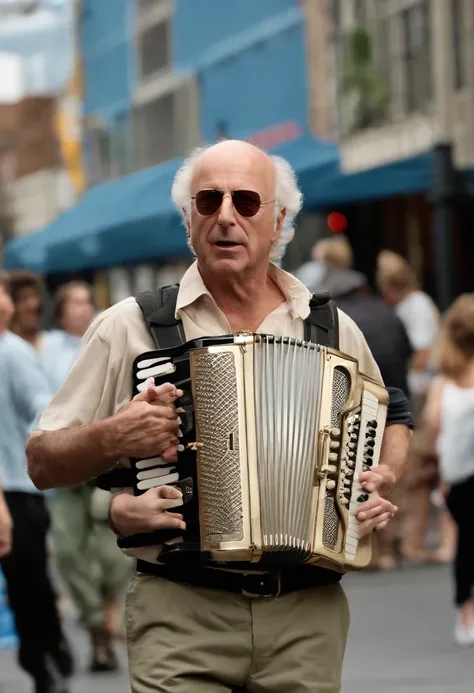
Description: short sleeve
337,309,383,385
37,318,114,431
397,293,438,351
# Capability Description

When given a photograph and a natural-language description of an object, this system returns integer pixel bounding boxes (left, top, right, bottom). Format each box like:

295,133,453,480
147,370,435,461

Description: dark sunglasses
191,189,275,217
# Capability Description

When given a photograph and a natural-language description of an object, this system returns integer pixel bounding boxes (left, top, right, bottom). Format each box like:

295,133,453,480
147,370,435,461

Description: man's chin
207,255,247,275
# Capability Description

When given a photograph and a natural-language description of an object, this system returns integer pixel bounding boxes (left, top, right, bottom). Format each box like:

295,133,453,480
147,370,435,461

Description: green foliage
341,26,390,132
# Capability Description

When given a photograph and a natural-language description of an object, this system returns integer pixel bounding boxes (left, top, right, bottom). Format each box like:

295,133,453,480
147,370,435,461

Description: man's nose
217,193,236,227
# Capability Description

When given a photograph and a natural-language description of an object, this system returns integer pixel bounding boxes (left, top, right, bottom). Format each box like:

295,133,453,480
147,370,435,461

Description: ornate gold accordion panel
191,334,388,572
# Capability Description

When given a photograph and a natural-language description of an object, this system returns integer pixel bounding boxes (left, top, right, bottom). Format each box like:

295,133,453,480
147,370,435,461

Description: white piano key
137,472,180,491
136,456,169,470
136,362,176,381
344,390,383,560
137,356,171,369
137,466,176,481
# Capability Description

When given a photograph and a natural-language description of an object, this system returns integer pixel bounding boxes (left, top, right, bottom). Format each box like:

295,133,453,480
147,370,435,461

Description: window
139,21,169,80
134,94,174,169
86,128,111,184
451,0,464,90
401,1,432,114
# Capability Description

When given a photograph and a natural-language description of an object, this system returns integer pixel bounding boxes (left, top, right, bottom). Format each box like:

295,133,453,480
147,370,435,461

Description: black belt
136,561,342,598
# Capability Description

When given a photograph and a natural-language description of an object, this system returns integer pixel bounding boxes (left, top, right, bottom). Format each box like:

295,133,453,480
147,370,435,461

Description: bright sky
0,0,72,103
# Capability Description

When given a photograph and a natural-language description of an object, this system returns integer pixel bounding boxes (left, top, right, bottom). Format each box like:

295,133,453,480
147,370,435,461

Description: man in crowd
308,236,413,570
8,270,45,351
0,271,73,693
43,281,131,672
26,141,411,693
377,251,456,564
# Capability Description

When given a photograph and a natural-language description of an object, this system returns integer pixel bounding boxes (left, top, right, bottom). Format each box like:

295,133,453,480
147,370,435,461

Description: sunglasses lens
233,190,261,217
195,190,223,215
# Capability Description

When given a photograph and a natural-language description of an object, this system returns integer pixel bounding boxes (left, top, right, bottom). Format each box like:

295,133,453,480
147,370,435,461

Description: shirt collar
175,260,312,321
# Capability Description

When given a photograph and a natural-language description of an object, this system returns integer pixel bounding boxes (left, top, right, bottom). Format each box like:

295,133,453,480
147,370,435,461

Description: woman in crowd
376,251,456,565
424,294,474,645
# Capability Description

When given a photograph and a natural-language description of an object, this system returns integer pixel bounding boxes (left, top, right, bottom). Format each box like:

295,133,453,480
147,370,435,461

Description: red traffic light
327,212,348,233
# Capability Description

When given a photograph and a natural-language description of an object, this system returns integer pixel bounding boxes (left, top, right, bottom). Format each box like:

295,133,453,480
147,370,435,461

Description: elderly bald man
26,140,411,693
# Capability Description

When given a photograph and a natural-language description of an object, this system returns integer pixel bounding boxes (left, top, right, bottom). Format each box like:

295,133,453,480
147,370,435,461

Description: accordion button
330,427,341,438
329,453,338,462
327,465,338,474
362,465,370,472
330,441,340,449
327,480,336,490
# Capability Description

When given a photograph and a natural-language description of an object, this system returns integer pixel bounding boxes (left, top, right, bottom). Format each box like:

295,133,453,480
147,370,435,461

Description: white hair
171,143,303,263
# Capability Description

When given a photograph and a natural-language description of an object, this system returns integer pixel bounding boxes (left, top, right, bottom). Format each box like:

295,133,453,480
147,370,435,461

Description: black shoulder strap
137,284,338,350
304,291,339,349
136,284,186,349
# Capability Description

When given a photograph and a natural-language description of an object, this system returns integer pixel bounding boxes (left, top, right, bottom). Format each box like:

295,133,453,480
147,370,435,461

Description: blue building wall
198,18,308,142
173,1,308,144
172,0,300,70
79,0,134,118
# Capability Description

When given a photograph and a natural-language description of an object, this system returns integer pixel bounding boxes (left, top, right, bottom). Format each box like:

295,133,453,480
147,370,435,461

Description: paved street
1,563,472,693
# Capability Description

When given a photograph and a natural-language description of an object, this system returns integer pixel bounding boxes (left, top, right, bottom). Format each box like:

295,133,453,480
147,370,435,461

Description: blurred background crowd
0,0,474,692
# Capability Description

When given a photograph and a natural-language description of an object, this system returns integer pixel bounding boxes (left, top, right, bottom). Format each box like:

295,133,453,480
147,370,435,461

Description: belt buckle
241,573,281,598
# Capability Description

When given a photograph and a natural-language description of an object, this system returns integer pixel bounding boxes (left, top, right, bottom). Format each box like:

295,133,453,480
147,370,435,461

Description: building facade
77,0,318,303
303,0,474,300
0,97,72,247
81,0,312,185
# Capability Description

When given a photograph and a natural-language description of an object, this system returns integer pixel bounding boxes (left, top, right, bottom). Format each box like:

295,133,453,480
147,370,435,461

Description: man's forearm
26,419,121,490
379,424,412,487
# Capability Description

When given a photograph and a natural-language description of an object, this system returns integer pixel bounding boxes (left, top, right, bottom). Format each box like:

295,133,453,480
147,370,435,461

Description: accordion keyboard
344,390,384,559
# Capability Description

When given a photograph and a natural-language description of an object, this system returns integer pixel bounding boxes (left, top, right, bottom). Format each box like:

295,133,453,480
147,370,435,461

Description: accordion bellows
191,334,388,572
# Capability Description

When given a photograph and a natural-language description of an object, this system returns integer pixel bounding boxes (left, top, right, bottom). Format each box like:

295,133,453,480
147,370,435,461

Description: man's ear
273,207,287,241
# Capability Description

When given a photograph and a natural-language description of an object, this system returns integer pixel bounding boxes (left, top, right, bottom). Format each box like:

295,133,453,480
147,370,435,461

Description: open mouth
215,241,240,248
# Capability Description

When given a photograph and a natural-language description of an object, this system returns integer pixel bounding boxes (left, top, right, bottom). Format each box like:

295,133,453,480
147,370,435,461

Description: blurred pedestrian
42,281,131,673
316,237,413,569
376,251,456,564
8,270,45,350
0,271,73,693
292,237,330,289
424,294,474,645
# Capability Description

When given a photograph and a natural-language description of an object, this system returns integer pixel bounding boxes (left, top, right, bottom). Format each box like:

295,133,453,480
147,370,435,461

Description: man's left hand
356,464,398,537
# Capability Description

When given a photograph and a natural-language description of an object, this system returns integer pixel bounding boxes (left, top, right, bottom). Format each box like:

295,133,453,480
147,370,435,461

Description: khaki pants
126,573,350,693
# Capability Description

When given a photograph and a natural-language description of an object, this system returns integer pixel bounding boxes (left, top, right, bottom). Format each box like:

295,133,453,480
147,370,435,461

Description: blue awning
303,152,435,208
3,135,339,275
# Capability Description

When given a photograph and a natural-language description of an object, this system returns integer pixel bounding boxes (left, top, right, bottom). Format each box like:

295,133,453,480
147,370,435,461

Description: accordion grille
254,339,323,556
193,352,243,543
331,367,351,426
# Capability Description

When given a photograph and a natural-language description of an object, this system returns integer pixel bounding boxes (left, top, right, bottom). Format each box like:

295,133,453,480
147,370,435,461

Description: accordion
124,333,388,573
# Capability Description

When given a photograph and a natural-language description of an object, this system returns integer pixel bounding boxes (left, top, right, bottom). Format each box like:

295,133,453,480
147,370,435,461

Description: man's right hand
109,486,186,537
107,380,183,462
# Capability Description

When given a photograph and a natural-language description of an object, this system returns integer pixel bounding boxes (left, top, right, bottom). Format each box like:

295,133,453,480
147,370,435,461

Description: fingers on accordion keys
174,477,194,505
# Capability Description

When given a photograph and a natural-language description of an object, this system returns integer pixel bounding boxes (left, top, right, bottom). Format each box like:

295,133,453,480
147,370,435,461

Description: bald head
191,140,276,200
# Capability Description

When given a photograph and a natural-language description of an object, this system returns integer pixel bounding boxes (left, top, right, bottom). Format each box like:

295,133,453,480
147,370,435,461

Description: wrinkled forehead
192,149,275,197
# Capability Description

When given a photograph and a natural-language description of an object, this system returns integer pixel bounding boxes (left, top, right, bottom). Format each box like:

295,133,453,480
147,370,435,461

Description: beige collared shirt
37,261,381,434
37,261,382,563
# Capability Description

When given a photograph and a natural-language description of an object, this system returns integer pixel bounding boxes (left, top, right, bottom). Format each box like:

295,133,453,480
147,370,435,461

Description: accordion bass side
190,334,388,572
